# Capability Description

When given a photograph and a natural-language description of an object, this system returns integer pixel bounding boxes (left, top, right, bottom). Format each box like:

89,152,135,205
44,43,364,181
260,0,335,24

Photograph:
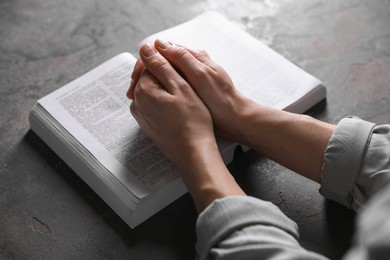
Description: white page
140,11,322,111
38,53,180,199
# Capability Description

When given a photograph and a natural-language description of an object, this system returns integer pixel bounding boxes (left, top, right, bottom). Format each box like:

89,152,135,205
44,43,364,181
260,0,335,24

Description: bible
29,11,326,228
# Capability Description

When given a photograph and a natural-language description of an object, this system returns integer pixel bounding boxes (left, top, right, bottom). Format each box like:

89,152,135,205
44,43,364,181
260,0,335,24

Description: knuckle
175,79,193,95
168,78,186,89
189,66,211,83
166,77,183,89
197,49,208,57
194,49,209,60
173,46,189,59
133,82,147,100
134,82,144,94
193,66,208,77
134,83,150,101
148,56,168,71
177,79,189,89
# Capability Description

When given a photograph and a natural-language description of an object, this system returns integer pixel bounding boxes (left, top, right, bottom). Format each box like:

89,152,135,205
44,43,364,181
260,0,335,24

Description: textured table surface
1,0,390,259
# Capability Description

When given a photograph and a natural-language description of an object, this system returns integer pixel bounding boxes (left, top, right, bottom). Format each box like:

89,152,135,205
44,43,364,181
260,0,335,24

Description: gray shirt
196,117,390,259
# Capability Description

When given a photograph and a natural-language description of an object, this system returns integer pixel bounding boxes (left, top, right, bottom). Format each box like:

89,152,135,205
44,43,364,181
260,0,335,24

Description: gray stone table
1,0,390,259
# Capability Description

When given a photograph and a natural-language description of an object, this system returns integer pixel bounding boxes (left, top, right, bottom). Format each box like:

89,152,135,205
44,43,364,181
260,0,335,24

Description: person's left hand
129,43,216,169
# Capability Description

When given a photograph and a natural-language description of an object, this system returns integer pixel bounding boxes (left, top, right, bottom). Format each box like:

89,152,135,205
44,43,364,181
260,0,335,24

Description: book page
140,11,322,111
38,53,179,199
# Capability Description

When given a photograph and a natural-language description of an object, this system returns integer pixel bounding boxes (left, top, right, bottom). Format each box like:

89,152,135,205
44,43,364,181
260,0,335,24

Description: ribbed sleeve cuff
195,196,298,259
320,117,375,209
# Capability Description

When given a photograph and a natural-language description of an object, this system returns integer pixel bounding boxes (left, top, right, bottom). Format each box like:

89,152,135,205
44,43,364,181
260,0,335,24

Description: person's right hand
128,39,255,145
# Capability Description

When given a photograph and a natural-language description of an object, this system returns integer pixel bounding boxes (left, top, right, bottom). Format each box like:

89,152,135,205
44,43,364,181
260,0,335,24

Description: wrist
236,102,296,151
177,138,245,213
175,133,218,169
234,100,271,147
215,94,258,144
176,136,221,177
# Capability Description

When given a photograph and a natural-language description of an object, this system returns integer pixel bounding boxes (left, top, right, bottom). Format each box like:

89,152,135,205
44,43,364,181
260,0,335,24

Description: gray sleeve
320,117,390,260
320,116,390,210
196,196,328,260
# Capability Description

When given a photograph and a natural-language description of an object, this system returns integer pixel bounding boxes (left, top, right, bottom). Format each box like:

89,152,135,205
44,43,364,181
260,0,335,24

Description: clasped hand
127,39,251,169
127,40,250,169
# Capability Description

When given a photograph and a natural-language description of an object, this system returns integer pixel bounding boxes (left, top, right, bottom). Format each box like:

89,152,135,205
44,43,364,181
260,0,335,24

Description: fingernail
141,44,156,57
155,39,171,49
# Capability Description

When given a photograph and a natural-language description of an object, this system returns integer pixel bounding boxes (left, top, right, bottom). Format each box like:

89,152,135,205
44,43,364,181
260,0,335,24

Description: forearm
238,101,335,183
177,139,246,213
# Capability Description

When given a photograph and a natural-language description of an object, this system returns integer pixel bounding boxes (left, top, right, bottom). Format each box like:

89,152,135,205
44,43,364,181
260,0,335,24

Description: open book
29,11,326,228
